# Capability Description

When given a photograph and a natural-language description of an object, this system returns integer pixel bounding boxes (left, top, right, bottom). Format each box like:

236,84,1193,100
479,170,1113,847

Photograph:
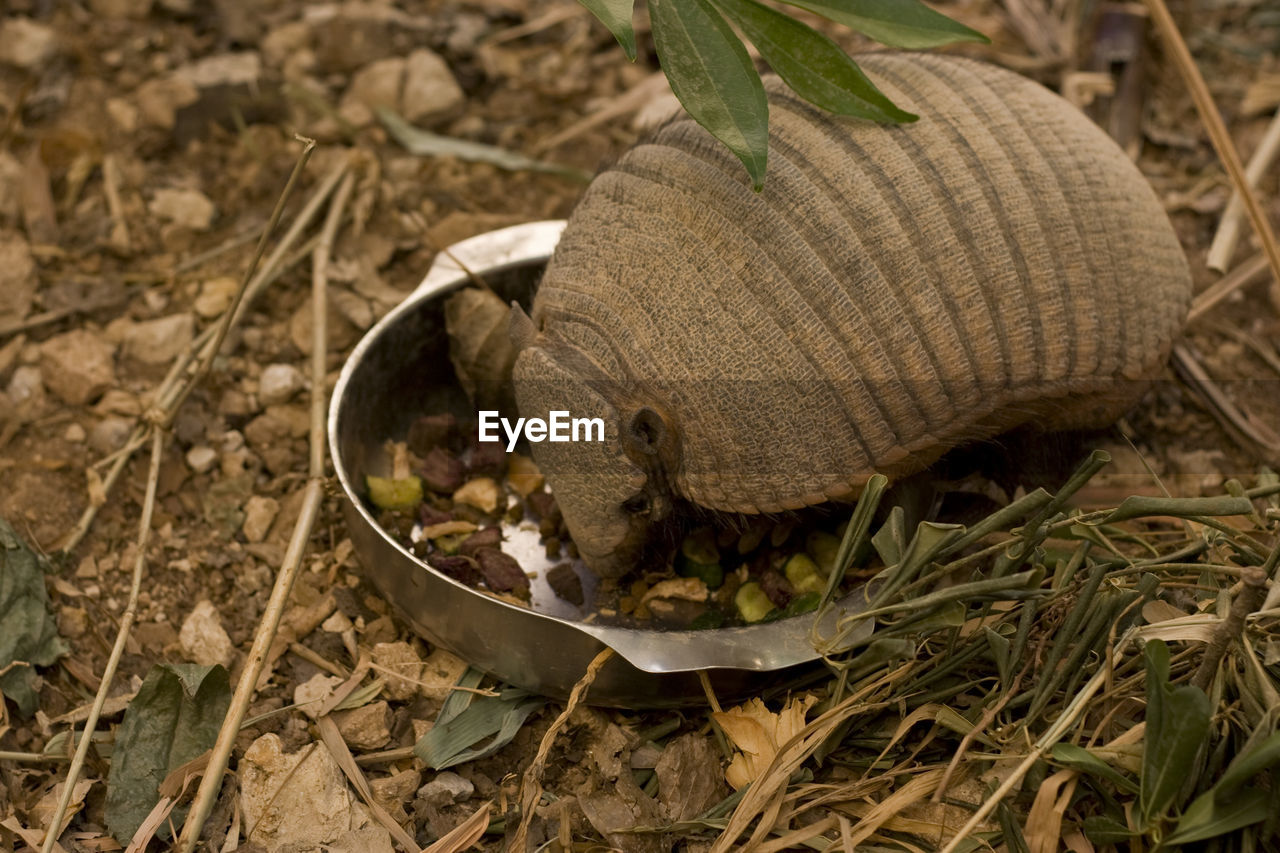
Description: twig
0,751,69,763
1142,0,1280,307
55,153,344,556
1190,566,1269,690
39,429,165,853
1188,252,1269,323
937,628,1140,853
1207,109,1280,272
511,647,614,851
175,167,356,853
161,137,316,428
101,154,131,253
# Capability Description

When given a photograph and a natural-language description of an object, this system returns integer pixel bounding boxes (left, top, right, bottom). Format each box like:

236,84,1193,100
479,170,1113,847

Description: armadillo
509,52,1192,578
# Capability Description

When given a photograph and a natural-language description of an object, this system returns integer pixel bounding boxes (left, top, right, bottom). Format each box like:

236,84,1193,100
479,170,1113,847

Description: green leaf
0,518,69,717
1208,730,1280,799
1082,815,1135,844
775,0,988,49
1164,787,1271,846
414,689,545,769
1050,743,1139,795
1102,494,1254,524
105,664,231,844
578,0,637,60
708,0,914,122
649,0,769,188
1140,641,1211,826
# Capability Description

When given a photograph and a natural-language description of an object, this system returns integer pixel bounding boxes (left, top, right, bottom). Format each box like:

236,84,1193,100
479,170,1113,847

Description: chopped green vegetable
366,474,424,511
679,560,724,589
784,553,825,595
805,531,841,575
735,581,776,623
681,527,721,565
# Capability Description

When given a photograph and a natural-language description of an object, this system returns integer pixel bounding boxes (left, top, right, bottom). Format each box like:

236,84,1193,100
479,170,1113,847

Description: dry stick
161,138,316,428
510,647,615,852
39,430,166,853
1142,0,1280,301
56,158,345,556
1208,109,1280,272
1192,565,1271,690
1188,252,1270,323
175,168,357,853
936,628,1139,853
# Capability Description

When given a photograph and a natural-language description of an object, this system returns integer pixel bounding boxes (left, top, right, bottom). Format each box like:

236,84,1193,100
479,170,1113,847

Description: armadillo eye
622,494,650,515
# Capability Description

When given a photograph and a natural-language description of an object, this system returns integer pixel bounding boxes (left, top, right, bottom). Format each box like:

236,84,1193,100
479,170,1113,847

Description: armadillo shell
531,52,1192,514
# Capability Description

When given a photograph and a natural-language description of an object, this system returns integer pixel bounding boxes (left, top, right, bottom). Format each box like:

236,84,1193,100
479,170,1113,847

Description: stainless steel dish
329,221,870,707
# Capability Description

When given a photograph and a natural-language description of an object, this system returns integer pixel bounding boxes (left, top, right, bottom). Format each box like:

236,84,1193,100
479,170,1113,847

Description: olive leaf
577,0,637,60
0,518,69,717
105,663,231,844
1139,640,1211,827
1162,730,1280,845
709,0,915,122
1050,743,1140,795
648,0,769,188
775,0,988,49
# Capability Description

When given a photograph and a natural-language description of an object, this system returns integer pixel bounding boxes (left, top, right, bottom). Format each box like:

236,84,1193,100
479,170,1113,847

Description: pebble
371,641,424,702
259,363,304,406
194,276,239,318
122,313,195,365
133,75,199,131
240,733,369,853
402,49,464,127
338,57,403,128
63,423,87,443
178,599,235,668
417,771,474,806
334,701,391,750
6,365,46,409
89,416,134,455
0,232,36,321
261,21,312,69
294,673,343,720
0,18,60,69
149,188,216,231
242,495,280,543
40,330,117,405
172,51,261,89
186,445,217,473
58,607,88,639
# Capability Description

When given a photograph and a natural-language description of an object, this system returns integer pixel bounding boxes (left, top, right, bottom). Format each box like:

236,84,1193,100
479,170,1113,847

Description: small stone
134,75,199,130
372,641,424,702
195,276,239,318
259,363,304,406
122,313,195,365
242,496,280,543
370,768,420,819
0,18,60,69
402,49,464,127
6,365,45,409
334,701,391,750
417,771,474,807
89,417,134,455
419,647,470,700
172,52,261,89
58,606,88,639
63,423,87,443
262,21,312,68
338,57,404,128
40,330,116,405
294,673,344,720
149,188,216,231
178,599,235,668
186,445,217,473
94,389,142,417
105,97,138,134
240,733,364,851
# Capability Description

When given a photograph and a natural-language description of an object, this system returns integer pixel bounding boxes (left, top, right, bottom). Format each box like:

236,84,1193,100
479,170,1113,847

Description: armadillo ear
508,302,538,351
625,406,667,456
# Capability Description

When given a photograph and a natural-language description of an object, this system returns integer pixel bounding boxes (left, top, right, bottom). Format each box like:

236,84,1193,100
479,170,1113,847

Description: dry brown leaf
714,694,817,791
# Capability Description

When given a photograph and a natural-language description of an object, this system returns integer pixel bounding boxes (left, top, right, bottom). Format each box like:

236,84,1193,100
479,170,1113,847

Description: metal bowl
329,221,870,707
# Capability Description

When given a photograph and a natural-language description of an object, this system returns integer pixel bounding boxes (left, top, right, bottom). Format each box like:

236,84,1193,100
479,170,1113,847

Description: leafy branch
579,0,988,187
